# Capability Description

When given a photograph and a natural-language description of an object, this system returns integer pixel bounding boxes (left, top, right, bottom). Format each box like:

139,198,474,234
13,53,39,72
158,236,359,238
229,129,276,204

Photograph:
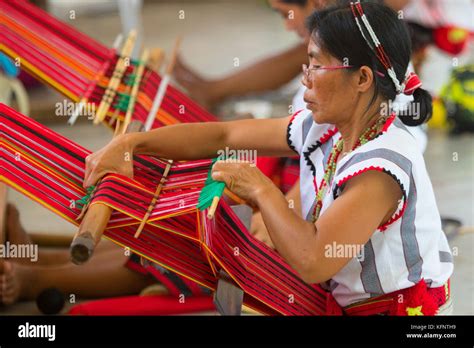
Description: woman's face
303,38,359,124
269,0,315,39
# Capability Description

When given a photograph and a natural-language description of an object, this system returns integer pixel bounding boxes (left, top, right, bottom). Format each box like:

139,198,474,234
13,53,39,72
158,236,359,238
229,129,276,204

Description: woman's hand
211,160,275,208
174,56,220,109
83,134,134,188
250,211,275,249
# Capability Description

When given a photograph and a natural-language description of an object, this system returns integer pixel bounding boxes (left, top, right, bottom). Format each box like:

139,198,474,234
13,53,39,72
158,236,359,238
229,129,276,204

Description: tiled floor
3,0,473,314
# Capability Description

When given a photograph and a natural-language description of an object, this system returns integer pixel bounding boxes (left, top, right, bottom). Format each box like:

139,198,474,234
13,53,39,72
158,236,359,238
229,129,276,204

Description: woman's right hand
83,134,135,188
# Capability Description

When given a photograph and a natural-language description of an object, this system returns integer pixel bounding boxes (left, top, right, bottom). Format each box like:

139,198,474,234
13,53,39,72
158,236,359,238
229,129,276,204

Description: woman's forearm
255,184,320,282
126,117,294,160
128,122,227,160
213,43,307,101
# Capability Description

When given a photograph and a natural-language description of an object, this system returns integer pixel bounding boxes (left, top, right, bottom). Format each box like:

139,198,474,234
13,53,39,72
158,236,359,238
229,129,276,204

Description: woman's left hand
211,160,274,207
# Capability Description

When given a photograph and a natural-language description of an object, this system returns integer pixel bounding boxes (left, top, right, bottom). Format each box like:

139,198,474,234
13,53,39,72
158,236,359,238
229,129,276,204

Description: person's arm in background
382,0,411,11
174,43,307,109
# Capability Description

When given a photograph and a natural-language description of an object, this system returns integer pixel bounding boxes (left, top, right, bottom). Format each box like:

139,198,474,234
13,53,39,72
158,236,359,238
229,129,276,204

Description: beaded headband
349,1,422,95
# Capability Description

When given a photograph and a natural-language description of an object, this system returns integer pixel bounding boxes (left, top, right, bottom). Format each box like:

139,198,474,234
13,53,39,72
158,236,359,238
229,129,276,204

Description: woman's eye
310,65,322,69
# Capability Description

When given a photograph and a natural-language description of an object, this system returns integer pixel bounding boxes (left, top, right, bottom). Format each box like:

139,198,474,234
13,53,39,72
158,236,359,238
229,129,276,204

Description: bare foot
0,259,34,305
5,204,32,246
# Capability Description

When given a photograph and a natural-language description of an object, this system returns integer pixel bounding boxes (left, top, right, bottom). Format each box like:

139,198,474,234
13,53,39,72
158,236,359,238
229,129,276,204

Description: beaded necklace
312,115,388,222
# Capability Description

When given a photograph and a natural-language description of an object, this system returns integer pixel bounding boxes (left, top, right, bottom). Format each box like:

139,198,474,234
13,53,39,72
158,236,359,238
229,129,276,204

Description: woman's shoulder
333,115,423,202
350,115,422,162
374,115,424,161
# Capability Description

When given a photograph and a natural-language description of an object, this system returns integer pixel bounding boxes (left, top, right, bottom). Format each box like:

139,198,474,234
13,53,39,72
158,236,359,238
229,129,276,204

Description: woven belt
343,279,451,316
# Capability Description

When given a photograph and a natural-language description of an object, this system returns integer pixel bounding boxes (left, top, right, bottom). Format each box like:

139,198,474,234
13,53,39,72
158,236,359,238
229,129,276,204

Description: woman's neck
336,102,384,157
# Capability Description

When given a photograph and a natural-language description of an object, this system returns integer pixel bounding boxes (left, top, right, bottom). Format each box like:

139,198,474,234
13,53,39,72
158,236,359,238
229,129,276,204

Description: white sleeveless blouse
287,109,453,307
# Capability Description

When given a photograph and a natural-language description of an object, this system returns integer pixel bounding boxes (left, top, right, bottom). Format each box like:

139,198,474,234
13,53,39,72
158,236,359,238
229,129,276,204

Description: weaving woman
85,1,453,315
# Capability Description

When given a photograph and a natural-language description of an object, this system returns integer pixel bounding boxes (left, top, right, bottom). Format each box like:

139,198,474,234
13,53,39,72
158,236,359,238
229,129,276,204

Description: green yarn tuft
113,92,131,112
197,158,225,211
75,185,96,210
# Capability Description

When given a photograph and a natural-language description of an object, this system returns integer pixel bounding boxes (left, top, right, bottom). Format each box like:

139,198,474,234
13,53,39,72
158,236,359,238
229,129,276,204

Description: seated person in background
175,0,410,112
0,204,208,308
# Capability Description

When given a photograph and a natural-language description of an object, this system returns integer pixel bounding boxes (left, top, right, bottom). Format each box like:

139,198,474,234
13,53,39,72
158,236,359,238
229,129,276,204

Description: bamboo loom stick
144,36,182,131
68,34,124,125
133,159,173,239
93,30,137,124
121,48,149,134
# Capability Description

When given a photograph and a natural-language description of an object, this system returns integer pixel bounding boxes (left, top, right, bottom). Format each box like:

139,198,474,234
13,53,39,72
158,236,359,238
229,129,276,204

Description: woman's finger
211,170,227,184
83,155,94,188
84,169,106,188
212,169,238,191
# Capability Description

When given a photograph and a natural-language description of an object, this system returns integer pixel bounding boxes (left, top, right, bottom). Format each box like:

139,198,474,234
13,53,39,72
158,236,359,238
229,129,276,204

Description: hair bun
399,88,433,126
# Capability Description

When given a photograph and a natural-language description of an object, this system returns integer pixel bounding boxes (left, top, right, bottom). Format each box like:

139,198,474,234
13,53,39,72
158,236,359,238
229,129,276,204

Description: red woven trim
382,113,396,132
319,126,339,145
289,109,304,124
335,165,408,232
336,165,386,189
345,279,449,316
345,299,393,316
378,200,407,232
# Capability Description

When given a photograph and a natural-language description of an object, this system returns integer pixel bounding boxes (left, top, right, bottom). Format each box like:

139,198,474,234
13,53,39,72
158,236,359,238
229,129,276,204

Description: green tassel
113,93,131,112
197,158,225,211
75,185,96,209
125,74,137,86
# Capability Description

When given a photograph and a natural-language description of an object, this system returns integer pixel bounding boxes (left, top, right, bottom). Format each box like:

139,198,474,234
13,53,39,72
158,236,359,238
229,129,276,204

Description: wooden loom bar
93,30,137,124
70,41,166,264
121,48,149,133
69,120,144,264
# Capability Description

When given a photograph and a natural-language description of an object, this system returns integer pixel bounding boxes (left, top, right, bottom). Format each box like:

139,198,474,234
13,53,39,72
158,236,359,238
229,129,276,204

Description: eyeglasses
302,64,354,82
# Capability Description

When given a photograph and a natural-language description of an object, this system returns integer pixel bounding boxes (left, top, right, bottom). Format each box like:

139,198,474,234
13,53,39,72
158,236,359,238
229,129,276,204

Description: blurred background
1,0,473,314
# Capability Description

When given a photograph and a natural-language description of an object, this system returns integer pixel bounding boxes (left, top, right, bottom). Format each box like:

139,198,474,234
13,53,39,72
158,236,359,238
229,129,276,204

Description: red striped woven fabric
0,0,298,193
0,103,331,315
0,0,216,128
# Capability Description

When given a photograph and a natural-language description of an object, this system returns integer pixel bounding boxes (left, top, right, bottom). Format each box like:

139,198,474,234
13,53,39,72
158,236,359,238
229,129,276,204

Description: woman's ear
355,66,374,93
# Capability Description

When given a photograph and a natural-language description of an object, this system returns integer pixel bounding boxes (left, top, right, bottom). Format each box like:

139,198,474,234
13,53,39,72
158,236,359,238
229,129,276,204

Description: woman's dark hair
306,2,432,126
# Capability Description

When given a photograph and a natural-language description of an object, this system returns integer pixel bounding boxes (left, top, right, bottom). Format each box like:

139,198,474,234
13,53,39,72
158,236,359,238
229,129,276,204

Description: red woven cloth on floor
68,295,215,316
